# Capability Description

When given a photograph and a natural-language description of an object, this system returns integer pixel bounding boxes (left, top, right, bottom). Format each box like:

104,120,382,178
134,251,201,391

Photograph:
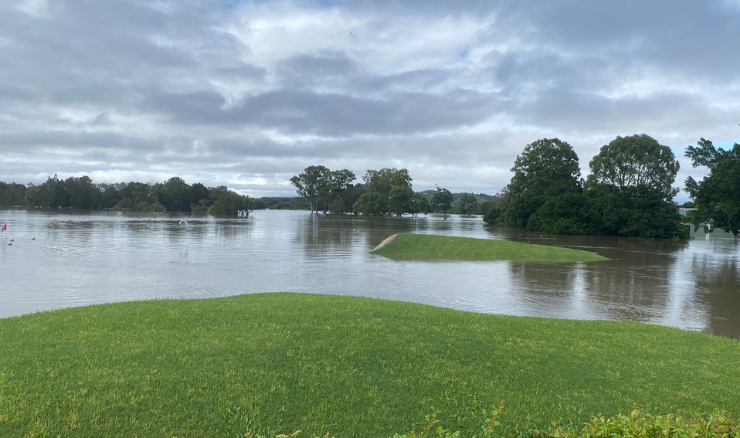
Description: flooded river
1,209,738,338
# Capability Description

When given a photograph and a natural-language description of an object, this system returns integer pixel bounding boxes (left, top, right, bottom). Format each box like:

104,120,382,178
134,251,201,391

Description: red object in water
1,224,5,232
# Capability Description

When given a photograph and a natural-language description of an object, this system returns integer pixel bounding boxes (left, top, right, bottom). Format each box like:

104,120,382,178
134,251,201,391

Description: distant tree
684,138,740,235
354,168,412,216
291,165,332,214
342,184,366,215
504,138,582,227
207,190,251,216
24,175,64,208
353,191,386,216
363,168,397,198
388,169,413,216
158,177,192,211
0,182,27,206
98,183,122,209
588,134,680,197
457,193,479,215
65,176,98,210
431,187,453,215
409,192,429,217
322,169,356,214
190,183,210,207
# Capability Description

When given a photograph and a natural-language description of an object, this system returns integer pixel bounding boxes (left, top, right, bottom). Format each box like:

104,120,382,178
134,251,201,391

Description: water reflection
0,209,738,339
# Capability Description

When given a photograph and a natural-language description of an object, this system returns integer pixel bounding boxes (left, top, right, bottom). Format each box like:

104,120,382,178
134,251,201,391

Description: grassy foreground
371,233,608,262
1,294,739,437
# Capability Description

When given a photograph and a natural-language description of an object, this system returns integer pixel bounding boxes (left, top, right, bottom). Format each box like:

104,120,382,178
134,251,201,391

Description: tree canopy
503,138,582,228
430,187,453,215
290,166,357,214
684,138,740,235
588,134,680,196
484,136,688,239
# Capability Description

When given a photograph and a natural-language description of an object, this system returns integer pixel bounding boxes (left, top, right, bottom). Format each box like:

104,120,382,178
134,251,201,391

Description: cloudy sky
1,0,739,200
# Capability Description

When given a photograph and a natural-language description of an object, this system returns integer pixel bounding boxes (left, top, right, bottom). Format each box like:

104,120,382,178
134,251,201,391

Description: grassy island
1,294,739,437
371,233,608,262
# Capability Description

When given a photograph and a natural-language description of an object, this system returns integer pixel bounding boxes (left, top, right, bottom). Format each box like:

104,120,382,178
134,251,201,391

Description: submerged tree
457,193,479,215
431,187,453,215
290,165,332,214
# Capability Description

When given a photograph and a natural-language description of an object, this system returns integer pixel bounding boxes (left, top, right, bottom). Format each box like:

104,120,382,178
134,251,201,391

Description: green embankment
371,233,608,262
1,294,739,437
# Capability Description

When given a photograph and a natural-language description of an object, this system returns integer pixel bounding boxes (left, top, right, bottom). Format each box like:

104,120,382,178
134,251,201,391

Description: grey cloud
519,89,733,135
145,88,501,136
1,0,738,197
276,52,361,89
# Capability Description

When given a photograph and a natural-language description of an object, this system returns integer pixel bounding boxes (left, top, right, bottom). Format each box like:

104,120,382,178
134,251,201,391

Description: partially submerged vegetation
371,233,608,262
4,293,738,437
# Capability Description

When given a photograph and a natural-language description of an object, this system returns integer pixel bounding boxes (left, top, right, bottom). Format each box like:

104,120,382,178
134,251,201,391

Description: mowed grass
1,294,739,437
371,233,608,262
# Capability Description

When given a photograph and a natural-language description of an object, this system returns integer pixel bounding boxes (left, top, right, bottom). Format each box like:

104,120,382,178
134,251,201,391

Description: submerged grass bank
1,294,739,437
371,233,608,262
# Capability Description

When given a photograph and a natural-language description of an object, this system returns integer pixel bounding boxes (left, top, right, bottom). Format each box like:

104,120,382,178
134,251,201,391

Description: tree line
0,175,252,216
290,166,468,216
481,134,738,239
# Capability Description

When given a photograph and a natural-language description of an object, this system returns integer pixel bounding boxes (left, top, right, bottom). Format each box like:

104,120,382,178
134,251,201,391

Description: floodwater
1,209,738,339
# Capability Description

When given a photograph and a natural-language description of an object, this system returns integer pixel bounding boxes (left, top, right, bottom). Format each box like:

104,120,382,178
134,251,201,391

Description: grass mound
2,293,738,437
371,233,608,262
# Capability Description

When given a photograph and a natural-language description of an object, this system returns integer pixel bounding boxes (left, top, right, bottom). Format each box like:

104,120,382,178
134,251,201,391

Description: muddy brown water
1,209,738,338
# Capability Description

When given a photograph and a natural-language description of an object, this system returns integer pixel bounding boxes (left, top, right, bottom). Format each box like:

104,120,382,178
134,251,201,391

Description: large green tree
457,193,479,215
388,169,413,216
290,166,355,214
354,168,411,216
504,138,582,227
431,187,453,215
290,166,332,214
588,134,680,196
685,138,740,235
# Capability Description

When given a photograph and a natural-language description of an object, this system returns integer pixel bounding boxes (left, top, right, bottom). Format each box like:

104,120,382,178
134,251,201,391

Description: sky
1,0,739,200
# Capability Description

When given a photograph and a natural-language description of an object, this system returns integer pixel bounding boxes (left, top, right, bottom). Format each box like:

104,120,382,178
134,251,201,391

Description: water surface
1,209,738,338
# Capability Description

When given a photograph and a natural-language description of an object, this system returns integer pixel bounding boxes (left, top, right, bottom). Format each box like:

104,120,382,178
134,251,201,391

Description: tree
291,165,332,214
504,138,582,227
409,192,429,217
482,188,510,225
207,190,251,216
354,168,412,216
457,193,479,215
353,191,386,216
158,177,192,211
431,187,453,215
586,184,688,238
65,176,97,210
0,182,27,206
322,169,356,214
343,184,366,215
588,134,680,196
388,169,413,216
685,138,740,235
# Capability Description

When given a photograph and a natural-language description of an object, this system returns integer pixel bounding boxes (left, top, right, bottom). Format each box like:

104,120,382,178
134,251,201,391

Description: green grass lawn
371,233,608,262
1,294,738,437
